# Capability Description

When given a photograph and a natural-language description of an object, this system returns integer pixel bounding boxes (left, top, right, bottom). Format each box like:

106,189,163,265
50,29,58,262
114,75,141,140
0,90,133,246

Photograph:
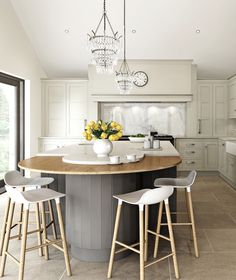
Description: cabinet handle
222,143,225,146
187,151,195,154
186,161,195,164
198,119,201,134
190,143,195,146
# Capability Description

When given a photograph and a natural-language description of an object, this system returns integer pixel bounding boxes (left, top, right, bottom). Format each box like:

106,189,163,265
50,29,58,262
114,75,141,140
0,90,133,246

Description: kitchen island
18,141,181,262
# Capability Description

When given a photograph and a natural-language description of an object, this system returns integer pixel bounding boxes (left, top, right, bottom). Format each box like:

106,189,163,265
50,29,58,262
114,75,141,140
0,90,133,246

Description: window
0,73,24,191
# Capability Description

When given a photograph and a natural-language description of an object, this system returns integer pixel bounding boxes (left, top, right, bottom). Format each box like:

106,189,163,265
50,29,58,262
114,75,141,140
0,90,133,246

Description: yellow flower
86,128,92,134
89,121,95,127
116,125,122,131
110,121,117,128
94,124,99,130
109,135,115,141
101,132,108,139
85,124,91,130
117,131,123,138
82,131,87,137
101,124,107,131
86,135,92,141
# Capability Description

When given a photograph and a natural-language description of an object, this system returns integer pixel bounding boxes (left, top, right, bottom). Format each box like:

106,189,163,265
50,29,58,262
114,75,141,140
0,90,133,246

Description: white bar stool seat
0,171,58,257
107,187,179,280
0,180,72,280
153,170,199,258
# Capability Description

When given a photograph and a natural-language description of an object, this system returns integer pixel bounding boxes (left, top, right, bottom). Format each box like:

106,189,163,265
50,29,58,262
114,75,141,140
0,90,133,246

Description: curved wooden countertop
18,155,181,175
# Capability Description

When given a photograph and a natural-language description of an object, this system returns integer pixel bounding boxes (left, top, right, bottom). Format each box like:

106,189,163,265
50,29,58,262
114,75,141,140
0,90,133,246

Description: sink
226,141,236,156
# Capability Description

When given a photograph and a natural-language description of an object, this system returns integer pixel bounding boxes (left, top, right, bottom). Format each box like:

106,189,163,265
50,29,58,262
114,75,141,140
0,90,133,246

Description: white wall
0,0,47,157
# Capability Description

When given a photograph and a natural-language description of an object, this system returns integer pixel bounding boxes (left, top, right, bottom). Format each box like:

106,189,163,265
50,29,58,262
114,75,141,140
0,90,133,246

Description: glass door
0,73,24,192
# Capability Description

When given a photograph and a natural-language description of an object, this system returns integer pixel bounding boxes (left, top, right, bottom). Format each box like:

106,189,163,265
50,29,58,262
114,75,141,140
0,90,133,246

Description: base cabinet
38,137,82,153
176,138,218,171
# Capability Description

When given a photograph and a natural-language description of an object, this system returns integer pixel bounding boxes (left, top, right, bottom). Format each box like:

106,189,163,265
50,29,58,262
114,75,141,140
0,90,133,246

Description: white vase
93,139,113,157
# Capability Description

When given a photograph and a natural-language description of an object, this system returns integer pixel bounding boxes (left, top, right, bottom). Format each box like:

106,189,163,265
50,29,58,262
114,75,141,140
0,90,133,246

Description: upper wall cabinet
228,76,236,118
42,80,88,137
197,81,227,137
88,60,193,97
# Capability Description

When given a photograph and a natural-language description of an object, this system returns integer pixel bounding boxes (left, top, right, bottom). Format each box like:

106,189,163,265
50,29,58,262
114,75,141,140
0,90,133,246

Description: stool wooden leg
153,201,163,258
107,201,122,279
19,205,29,280
46,185,57,240
187,189,199,258
35,203,43,257
0,197,11,256
185,189,192,240
165,200,179,279
144,205,149,262
55,199,72,276
18,204,24,240
48,200,57,239
0,202,15,277
139,205,145,280
41,202,49,260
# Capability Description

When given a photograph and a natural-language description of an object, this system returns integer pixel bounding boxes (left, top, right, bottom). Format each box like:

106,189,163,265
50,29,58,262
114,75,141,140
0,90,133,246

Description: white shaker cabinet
218,140,227,174
228,76,236,118
42,80,88,137
197,81,227,137
176,138,218,171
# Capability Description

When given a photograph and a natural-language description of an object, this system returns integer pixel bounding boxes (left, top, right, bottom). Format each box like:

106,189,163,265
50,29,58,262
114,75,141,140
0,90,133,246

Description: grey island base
48,167,177,262
18,141,181,262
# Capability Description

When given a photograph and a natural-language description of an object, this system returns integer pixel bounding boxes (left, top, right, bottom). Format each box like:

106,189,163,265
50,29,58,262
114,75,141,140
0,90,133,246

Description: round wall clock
133,71,148,87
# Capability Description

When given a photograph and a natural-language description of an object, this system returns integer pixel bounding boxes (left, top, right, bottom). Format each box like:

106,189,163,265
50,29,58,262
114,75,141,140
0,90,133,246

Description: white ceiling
10,0,236,79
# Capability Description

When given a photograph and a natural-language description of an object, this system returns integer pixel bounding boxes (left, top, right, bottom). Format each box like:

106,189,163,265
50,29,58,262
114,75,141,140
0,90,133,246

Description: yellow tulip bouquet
83,120,123,141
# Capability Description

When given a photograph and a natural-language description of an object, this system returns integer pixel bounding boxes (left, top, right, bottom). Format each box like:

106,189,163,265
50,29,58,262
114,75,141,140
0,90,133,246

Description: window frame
0,72,25,190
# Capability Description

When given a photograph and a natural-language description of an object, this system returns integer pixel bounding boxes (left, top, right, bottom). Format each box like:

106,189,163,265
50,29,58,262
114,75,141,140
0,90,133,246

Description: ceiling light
131,29,136,33
196,29,201,33
116,0,134,94
88,0,121,74
64,29,70,34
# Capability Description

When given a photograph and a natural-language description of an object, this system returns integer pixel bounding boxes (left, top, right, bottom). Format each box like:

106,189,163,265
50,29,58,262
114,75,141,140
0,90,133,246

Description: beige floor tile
195,212,236,229
169,252,236,280
204,229,236,252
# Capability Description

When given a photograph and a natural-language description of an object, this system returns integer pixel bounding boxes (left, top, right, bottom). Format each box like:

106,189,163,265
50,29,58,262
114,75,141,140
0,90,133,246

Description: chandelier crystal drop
88,0,121,74
116,0,134,94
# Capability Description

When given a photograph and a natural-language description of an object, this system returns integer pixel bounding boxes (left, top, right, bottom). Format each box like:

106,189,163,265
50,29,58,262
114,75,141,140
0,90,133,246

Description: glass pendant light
116,0,134,94
88,0,121,74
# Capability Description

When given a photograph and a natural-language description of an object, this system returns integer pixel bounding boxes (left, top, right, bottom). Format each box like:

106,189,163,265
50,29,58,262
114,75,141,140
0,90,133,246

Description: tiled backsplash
100,103,186,136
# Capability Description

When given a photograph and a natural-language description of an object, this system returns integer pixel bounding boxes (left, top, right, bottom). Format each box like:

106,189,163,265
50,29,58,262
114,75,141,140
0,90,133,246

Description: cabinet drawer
178,159,203,171
178,149,202,159
178,141,202,150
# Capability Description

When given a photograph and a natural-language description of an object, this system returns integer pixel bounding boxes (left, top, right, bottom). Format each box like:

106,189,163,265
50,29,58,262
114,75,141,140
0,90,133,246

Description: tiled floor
1,174,236,279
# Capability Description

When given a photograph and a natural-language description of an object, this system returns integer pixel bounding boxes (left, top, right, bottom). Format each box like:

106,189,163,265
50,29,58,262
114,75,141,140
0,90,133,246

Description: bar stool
0,170,57,257
0,184,72,280
153,170,199,258
107,187,179,280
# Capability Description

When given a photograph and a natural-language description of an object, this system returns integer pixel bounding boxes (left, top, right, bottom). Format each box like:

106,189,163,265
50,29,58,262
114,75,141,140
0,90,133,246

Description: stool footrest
145,253,174,268
46,238,63,252
26,239,62,252
115,241,140,254
161,222,192,226
147,230,171,242
5,252,20,266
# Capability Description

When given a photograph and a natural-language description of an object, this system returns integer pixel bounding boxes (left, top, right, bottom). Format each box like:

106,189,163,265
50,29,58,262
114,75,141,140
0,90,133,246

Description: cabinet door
44,83,66,136
213,84,227,136
197,84,213,136
226,154,236,183
204,141,218,170
218,140,226,174
67,82,87,137
229,81,236,118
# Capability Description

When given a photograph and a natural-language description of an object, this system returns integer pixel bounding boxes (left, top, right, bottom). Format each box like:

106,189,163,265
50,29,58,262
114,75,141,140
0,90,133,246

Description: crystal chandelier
116,0,134,94
88,0,121,74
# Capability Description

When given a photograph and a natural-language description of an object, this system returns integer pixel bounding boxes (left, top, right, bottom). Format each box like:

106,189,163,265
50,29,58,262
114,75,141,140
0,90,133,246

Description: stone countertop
37,141,180,158
19,141,181,175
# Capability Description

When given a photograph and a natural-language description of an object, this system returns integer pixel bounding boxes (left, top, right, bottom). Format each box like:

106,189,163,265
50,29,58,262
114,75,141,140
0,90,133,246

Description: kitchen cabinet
176,138,218,171
38,137,83,153
218,140,227,174
42,80,88,137
228,76,236,118
197,81,227,136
